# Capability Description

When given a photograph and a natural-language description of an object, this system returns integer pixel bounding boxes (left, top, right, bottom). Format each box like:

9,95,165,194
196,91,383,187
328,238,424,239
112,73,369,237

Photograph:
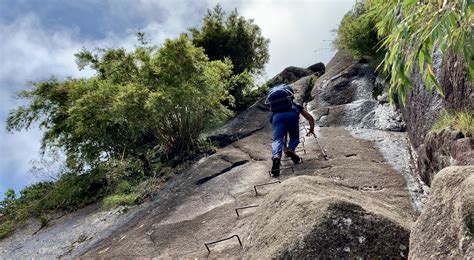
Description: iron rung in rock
254,181,282,196
235,205,259,217
205,235,243,254
268,166,294,177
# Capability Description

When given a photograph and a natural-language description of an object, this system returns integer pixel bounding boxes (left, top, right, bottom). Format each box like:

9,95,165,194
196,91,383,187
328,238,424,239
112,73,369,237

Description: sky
0,0,355,199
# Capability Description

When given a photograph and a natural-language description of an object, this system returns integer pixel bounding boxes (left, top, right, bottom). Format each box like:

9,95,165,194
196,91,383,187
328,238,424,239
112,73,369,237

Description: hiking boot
285,150,301,164
271,157,280,177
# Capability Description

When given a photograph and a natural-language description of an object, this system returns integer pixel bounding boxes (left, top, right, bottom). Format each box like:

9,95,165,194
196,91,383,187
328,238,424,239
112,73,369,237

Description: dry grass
432,110,473,136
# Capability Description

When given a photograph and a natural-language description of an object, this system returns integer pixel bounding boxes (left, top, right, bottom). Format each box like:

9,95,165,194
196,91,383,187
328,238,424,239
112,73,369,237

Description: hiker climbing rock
265,84,315,177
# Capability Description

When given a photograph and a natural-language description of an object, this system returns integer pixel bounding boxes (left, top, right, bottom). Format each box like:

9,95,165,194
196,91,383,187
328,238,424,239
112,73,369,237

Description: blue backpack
265,84,295,112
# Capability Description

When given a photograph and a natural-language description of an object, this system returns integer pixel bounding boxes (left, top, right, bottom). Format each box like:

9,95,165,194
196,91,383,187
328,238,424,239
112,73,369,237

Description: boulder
206,98,270,147
409,166,474,259
244,176,412,259
267,66,313,87
417,129,474,186
290,75,315,105
311,100,404,131
304,51,383,123
306,62,325,76
310,50,356,101
310,60,376,109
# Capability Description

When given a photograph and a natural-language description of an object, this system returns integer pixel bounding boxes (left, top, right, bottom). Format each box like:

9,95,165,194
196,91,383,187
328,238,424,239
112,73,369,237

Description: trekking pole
306,127,328,160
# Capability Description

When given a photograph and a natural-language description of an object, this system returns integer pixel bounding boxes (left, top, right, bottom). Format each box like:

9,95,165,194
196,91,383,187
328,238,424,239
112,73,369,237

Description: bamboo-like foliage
6,35,233,168
366,0,473,105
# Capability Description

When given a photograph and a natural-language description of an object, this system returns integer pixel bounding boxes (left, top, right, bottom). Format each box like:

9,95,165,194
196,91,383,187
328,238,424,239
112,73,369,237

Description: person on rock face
265,84,315,177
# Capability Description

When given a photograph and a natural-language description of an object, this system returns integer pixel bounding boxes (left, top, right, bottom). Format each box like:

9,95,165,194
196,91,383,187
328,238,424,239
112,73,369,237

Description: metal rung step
254,181,282,196
205,235,243,254
235,205,259,217
268,166,294,177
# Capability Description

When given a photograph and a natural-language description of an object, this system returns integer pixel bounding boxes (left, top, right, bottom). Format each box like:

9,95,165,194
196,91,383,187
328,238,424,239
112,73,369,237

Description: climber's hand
306,128,314,137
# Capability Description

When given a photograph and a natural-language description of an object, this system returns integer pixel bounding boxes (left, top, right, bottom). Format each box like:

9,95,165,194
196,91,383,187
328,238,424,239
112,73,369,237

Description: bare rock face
307,50,405,132
267,66,314,87
291,75,315,105
316,63,376,107
404,50,473,149
409,166,474,259
403,71,444,148
417,129,474,186
439,50,474,114
280,202,410,259
244,176,412,259
206,97,270,147
402,48,473,191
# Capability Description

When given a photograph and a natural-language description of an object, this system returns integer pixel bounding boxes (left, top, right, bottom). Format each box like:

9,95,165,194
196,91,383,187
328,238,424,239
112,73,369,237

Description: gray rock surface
310,50,356,100
315,64,375,108
206,97,270,147
404,49,473,149
417,129,474,186
306,62,325,76
0,204,145,258
306,50,405,132
244,176,412,259
78,125,417,259
267,66,314,87
348,128,428,211
409,166,474,259
290,75,315,105
310,100,405,132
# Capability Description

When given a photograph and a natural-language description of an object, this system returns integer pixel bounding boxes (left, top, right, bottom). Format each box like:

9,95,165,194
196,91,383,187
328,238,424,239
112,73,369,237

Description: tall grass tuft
432,110,474,136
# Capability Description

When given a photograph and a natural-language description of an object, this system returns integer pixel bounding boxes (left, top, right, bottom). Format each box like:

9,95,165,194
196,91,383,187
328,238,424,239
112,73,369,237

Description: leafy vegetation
190,4,270,76
335,0,473,105
2,5,270,239
102,193,138,209
432,110,474,135
333,1,382,62
2,35,233,238
365,0,473,105
7,35,233,168
190,5,270,111
0,220,15,240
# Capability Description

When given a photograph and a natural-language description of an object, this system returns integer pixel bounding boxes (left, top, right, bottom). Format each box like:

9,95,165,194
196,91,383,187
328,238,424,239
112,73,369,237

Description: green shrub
115,180,133,194
7,35,233,168
39,215,49,228
334,1,382,61
190,4,270,76
0,220,15,240
190,5,269,111
102,193,138,209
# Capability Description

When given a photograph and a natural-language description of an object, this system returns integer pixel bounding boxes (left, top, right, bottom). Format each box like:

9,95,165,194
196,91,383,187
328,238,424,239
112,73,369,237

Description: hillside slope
0,53,438,258
79,58,422,258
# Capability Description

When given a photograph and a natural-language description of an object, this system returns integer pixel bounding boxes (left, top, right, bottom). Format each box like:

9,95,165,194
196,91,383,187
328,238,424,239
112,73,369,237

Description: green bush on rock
2,35,236,240
333,1,381,62
190,5,270,111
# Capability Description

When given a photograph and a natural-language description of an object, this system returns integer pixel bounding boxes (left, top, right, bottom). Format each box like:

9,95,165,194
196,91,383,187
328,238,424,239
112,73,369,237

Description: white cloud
0,14,91,86
236,1,353,79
